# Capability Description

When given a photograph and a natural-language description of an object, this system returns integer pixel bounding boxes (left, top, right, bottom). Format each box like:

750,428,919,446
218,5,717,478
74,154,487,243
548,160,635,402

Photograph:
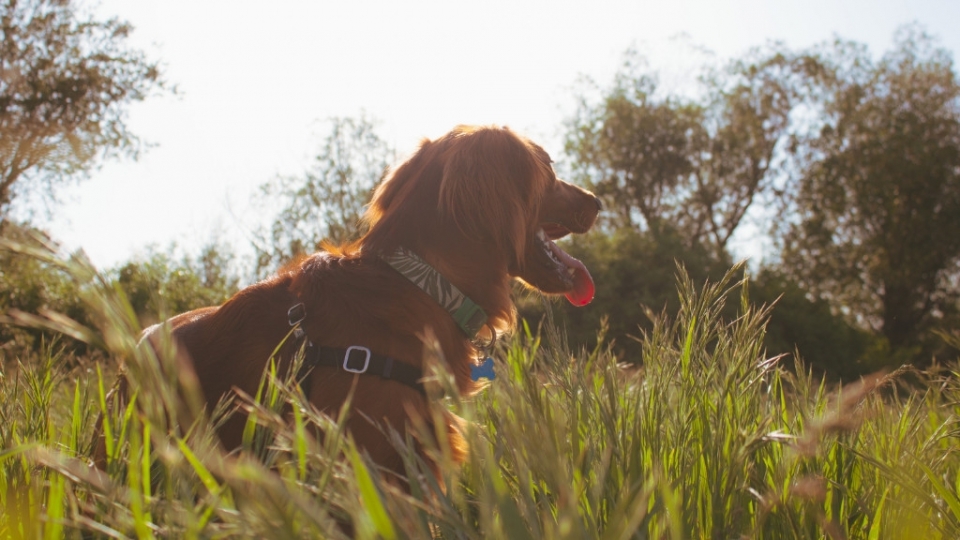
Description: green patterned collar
382,246,489,338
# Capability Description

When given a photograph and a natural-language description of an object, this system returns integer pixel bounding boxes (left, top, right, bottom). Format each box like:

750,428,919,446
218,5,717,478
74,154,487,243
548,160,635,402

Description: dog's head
363,125,600,306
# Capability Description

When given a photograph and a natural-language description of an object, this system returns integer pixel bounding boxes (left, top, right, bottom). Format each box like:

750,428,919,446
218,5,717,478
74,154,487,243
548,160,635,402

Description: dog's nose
594,196,603,211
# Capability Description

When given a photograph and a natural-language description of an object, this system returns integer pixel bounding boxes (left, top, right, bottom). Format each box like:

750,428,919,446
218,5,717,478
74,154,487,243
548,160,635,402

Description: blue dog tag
470,357,496,381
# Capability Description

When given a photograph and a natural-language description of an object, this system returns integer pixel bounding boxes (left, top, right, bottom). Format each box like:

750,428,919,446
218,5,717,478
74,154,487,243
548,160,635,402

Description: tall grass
1,241,958,539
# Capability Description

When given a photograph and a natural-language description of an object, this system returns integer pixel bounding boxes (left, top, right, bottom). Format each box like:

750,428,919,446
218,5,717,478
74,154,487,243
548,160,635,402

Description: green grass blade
867,487,888,540
347,445,397,540
95,365,115,464
140,422,153,514
177,438,223,500
918,460,960,522
70,379,82,452
292,404,307,483
42,472,65,540
680,315,696,376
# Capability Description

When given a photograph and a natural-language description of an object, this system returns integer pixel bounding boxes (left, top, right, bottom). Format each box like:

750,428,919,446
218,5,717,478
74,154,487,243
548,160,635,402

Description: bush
0,223,89,356
113,242,240,327
749,268,873,380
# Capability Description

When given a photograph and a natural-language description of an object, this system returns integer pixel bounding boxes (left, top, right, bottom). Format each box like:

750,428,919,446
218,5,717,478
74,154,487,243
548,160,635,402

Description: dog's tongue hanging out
565,260,595,306
546,239,595,306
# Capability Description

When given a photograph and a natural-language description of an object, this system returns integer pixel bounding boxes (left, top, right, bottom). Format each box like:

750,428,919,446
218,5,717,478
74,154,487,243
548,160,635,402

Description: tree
0,0,166,218
782,27,960,361
565,47,812,260
252,114,393,275
565,54,705,238
560,45,902,376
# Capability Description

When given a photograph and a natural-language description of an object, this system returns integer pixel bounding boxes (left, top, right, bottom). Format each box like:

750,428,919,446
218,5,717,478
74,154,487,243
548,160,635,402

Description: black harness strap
287,301,427,396
298,342,427,395
296,343,426,396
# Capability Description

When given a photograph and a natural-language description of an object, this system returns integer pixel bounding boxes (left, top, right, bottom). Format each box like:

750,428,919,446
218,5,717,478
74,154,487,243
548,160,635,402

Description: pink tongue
565,265,595,306
549,242,595,306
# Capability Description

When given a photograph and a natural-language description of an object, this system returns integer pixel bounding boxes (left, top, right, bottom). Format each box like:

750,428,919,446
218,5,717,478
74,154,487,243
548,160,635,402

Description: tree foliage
562,29,960,371
252,114,393,275
565,47,813,259
0,0,166,218
782,27,960,359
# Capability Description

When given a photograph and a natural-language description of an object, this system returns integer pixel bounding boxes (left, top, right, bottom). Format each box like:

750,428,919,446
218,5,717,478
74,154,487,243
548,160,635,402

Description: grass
1,242,959,539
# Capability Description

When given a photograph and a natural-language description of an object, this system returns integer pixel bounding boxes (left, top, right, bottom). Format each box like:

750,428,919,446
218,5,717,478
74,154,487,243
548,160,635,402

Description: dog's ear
438,128,541,267
364,138,433,231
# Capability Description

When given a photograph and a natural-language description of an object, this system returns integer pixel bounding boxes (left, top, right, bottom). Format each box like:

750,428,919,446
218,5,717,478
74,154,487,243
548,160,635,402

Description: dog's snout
594,196,602,211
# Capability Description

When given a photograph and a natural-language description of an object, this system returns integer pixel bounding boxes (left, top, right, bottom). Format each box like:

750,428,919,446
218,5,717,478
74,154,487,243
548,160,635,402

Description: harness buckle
343,346,372,374
288,303,306,326
288,303,307,339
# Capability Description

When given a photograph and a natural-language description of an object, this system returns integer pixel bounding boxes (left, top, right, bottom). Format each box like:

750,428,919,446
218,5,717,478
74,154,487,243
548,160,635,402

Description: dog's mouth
535,224,595,306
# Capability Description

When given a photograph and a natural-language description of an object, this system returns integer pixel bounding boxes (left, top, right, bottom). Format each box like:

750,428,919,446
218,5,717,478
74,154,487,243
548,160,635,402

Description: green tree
559,45,901,377
565,55,704,238
782,27,960,362
0,0,167,218
565,47,812,260
252,114,393,275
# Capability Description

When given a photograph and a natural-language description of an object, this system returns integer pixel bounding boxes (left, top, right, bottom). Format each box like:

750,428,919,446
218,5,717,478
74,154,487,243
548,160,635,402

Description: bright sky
45,0,960,273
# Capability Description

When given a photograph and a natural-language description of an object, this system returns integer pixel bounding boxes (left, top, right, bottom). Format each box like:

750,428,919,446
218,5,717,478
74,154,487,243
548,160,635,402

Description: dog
96,125,601,480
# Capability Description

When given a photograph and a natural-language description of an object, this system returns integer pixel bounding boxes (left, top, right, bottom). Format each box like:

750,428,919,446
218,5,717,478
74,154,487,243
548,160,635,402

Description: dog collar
382,246,488,338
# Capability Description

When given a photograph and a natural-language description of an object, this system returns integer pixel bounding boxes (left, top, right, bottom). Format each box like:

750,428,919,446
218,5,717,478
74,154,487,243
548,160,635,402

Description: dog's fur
97,125,600,478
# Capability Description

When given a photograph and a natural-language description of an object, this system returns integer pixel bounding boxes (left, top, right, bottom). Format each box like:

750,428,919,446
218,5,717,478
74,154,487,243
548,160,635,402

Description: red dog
101,125,600,478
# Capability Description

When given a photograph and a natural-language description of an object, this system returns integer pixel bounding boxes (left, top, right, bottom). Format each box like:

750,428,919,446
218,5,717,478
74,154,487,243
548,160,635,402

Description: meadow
1,245,959,539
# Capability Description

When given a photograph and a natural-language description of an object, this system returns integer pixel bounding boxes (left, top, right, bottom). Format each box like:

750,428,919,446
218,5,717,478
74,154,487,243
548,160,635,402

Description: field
1,250,959,539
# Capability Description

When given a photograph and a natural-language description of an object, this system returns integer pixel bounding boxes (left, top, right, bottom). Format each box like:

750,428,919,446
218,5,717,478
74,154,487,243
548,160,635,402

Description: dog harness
287,302,427,395
288,246,490,395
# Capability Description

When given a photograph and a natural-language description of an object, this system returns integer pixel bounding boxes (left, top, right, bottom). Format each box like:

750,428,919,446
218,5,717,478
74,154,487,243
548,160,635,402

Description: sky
42,0,960,273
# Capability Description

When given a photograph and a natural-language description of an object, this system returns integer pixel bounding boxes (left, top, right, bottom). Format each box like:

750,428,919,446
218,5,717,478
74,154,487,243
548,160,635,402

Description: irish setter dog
98,125,600,480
